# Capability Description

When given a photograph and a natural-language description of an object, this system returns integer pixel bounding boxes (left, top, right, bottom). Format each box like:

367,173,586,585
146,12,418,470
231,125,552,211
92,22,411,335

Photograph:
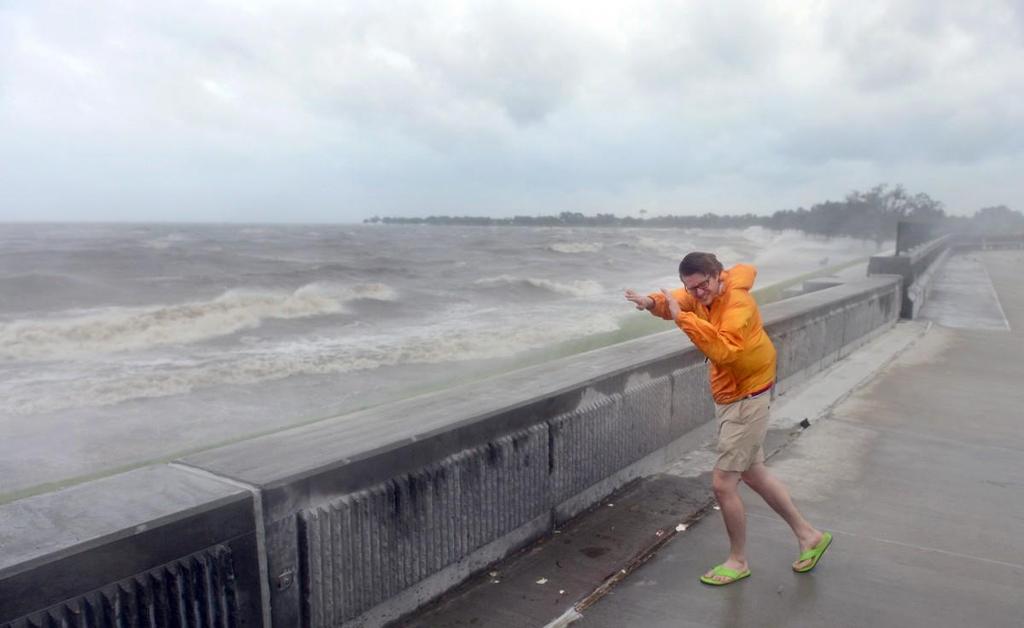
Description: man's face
681,272,719,306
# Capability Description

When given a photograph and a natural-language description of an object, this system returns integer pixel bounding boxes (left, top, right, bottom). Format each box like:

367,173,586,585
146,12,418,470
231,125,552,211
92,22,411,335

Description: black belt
743,382,774,399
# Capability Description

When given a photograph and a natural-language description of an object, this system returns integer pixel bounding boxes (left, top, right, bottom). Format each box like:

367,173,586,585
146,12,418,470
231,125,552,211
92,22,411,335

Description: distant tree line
364,184,1024,241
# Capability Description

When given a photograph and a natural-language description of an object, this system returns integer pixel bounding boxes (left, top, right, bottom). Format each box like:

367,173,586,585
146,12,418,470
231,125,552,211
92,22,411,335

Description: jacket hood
724,264,757,292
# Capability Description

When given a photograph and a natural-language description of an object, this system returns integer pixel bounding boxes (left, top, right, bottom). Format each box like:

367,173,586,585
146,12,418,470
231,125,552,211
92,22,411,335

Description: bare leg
704,468,749,582
740,462,823,570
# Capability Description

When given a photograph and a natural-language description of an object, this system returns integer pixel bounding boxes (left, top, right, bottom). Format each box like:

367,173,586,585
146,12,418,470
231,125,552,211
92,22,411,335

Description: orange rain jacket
647,264,776,405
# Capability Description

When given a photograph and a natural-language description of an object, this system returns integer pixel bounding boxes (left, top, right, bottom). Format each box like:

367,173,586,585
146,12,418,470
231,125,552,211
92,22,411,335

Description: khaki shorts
714,390,771,472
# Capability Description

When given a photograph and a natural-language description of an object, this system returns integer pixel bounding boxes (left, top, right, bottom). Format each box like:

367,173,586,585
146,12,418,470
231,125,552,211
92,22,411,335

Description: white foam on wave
0,307,623,415
141,232,195,249
750,232,881,269
628,236,688,259
548,242,603,254
713,246,743,266
740,225,777,244
473,275,604,297
0,282,397,361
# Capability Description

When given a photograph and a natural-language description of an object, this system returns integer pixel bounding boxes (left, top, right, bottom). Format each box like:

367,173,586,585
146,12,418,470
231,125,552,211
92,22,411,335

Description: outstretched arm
648,288,695,320
625,287,695,319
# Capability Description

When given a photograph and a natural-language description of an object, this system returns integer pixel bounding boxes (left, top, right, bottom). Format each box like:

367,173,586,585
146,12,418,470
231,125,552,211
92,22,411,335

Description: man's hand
661,289,681,319
624,289,652,310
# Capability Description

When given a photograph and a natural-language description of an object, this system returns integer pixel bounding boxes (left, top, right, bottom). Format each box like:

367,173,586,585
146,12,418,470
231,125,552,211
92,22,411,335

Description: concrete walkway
575,249,1024,627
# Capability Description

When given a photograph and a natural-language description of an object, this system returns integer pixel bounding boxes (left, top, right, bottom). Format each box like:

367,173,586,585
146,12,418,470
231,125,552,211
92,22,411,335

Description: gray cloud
1,0,1022,222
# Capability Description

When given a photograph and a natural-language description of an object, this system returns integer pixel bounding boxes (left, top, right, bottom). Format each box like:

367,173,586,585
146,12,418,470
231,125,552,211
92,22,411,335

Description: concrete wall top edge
869,236,951,272
762,276,899,325
180,334,708,490
0,464,251,576
907,234,952,261
179,277,897,497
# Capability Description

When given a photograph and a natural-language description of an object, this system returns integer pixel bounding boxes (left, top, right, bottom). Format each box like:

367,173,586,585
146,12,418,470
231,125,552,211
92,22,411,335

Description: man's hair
679,252,724,277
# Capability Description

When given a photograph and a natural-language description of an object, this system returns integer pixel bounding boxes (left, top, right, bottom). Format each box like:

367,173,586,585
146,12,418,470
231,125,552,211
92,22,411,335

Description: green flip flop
793,531,833,573
700,564,751,586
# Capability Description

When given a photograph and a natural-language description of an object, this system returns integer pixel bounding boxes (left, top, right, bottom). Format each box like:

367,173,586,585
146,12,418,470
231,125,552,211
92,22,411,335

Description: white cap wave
548,242,603,254
2,305,622,415
0,282,397,361
473,275,603,298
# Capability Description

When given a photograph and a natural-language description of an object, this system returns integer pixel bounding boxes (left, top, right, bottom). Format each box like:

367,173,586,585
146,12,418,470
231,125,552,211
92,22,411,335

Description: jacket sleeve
647,288,697,320
675,293,753,364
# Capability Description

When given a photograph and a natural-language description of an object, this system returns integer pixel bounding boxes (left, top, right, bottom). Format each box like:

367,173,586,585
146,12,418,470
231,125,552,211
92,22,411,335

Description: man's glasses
684,276,714,294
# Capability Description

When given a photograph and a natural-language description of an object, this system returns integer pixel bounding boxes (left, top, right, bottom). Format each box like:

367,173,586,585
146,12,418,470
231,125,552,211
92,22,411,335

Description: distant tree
969,205,1024,235
369,184,1019,244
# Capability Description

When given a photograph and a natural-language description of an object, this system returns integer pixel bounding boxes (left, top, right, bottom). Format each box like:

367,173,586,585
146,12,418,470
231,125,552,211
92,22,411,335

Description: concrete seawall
1,275,902,627
0,466,265,626
868,234,951,319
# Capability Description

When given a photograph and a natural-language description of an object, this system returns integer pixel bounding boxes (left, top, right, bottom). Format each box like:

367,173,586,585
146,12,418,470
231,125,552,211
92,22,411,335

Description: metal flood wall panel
296,424,548,626
2,546,239,628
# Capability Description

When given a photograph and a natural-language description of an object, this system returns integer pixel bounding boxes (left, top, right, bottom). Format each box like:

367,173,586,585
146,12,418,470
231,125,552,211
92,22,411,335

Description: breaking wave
473,275,604,297
621,236,689,259
0,282,397,361
1,309,623,415
548,242,603,254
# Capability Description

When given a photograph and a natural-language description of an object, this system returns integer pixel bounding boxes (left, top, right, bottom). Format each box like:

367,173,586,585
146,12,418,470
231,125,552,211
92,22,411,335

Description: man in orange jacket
625,251,831,585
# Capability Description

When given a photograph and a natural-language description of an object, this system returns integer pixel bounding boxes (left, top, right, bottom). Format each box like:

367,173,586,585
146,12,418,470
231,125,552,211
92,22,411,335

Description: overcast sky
1,1,1022,223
